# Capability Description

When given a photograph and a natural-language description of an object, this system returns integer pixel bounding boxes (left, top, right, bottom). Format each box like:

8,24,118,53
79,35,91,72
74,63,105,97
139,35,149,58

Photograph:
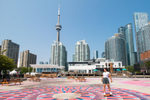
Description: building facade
101,52,105,58
118,23,135,65
136,22,150,61
74,40,90,62
133,12,149,32
30,64,64,73
105,33,127,66
1,40,19,65
19,50,37,67
93,50,98,59
50,41,67,67
68,58,124,73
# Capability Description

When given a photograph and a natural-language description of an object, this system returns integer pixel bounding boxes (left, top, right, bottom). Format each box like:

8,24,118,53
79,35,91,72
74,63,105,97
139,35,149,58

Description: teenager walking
101,68,113,96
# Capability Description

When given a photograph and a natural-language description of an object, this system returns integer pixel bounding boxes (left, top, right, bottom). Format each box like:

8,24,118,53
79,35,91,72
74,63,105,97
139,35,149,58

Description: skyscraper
1,40,19,65
118,23,135,65
94,50,98,59
50,41,67,67
101,52,105,58
72,54,75,62
50,5,67,67
133,12,149,32
136,22,150,61
133,12,149,61
74,40,90,62
20,50,37,67
105,33,127,66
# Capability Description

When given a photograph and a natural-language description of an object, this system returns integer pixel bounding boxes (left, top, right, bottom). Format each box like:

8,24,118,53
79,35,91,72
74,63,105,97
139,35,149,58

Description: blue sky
0,0,150,64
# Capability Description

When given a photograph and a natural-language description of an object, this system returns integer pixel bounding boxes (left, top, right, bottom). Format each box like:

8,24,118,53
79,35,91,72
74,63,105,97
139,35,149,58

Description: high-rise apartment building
74,40,90,62
136,22,150,61
50,5,67,68
105,33,127,66
118,23,135,65
101,52,105,58
133,12,149,32
19,50,37,67
94,50,98,59
1,40,19,65
50,41,67,67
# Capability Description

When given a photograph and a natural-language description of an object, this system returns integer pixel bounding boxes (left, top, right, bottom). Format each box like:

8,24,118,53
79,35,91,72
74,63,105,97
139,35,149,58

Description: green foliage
34,68,36,72
140,65,144,67
0,54,17,74
144,61,150,69
16,67,34,74
125,65,134,73
0,48,7,55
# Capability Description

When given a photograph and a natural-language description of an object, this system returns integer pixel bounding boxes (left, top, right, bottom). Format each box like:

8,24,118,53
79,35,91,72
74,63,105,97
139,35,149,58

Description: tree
16,67,34,74
0,55,16,74
144,61,150,69
125,66,134,73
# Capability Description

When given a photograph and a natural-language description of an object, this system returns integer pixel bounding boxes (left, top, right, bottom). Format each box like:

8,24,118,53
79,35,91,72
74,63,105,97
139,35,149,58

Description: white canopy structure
10,70,17,74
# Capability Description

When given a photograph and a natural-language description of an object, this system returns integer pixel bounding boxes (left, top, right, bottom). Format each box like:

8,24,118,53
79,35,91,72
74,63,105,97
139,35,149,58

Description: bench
14,79,23,85
1,79,23,86
29,78,35,81
75,77,86,82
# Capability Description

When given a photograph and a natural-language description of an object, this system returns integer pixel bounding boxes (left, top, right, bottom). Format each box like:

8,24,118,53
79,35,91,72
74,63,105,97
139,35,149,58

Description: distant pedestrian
101,68,113,97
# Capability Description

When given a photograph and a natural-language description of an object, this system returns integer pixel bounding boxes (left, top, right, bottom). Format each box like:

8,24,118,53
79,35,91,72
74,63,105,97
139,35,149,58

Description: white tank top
103,72,110,78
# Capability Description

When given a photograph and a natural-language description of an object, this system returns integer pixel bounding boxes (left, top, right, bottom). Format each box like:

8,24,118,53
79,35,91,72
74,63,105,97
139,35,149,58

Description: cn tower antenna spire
58,3,60,15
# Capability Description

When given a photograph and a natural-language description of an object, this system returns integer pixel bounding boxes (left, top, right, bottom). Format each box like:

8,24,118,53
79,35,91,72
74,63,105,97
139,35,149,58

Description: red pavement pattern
120,80,150,87
0,85,150,100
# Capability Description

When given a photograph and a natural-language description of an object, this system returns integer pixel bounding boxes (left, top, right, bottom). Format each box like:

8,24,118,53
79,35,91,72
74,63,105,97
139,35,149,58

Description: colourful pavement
0,78,150,100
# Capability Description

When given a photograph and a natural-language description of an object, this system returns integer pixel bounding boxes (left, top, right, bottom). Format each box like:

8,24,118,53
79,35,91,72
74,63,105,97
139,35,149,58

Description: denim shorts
103,78,109,84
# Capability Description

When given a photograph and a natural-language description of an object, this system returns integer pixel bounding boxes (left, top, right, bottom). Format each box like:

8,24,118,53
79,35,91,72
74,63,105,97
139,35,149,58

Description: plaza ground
0,77,150,100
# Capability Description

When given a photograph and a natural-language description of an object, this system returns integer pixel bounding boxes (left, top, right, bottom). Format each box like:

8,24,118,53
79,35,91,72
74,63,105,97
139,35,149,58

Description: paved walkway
0,78,150,100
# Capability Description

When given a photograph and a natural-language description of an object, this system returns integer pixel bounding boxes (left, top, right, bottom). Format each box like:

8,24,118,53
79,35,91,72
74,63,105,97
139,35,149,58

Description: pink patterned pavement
120,80,150,87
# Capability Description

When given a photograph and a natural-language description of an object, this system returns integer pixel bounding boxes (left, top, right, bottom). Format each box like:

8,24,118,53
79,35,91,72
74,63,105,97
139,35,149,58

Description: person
101,68,113,96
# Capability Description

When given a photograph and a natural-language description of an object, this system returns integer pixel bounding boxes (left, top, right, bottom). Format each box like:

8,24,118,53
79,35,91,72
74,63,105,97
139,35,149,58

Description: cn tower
55,4,62,42
55,4,62,65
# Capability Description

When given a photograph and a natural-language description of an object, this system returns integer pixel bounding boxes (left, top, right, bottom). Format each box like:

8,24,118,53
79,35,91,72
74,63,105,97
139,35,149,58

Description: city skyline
0,0,150,63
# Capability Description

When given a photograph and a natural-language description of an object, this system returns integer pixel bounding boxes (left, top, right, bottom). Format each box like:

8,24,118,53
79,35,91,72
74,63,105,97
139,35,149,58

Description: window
102,65,104,68
96,65,100,68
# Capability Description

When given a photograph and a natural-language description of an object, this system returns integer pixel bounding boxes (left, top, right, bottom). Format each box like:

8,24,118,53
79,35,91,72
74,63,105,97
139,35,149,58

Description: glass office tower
94,50,98,59
105,33,127,66
133,12,149,33
136,22,150,61
133,12,149,61
101,52,105,58
118,23,135,65
72,54,75,62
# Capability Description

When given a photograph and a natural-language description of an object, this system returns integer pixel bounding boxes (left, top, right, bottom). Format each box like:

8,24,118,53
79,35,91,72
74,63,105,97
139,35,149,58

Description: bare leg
107,84,111,92
103,84,106,93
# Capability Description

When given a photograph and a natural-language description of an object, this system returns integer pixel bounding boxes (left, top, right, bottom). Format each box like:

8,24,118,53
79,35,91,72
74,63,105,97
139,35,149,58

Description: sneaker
104,93,106,97
110,92,113,96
